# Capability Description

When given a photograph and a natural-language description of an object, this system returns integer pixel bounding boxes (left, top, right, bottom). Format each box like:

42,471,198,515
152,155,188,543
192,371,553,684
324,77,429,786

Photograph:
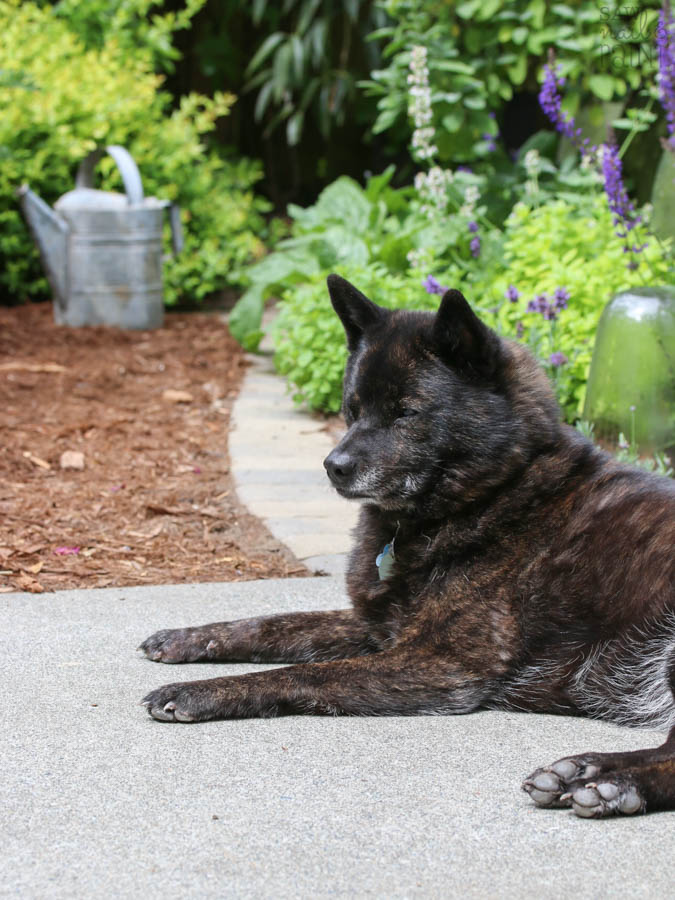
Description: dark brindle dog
140,274,675,819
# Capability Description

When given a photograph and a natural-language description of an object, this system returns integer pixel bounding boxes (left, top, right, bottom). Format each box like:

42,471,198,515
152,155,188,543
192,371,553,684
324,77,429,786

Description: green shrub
0,0,268,305
364,0,663,163
462,195,671,420
229,169,422,348
273,265,439,412
272,189,671,418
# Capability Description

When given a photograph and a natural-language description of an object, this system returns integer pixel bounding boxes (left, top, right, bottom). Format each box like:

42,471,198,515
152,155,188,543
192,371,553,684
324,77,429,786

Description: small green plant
273,265,439,412
229,168,421,348
576,421,674,476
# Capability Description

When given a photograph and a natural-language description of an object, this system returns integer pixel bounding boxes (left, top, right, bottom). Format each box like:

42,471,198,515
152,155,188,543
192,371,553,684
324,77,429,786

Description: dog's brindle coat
141,275,675,818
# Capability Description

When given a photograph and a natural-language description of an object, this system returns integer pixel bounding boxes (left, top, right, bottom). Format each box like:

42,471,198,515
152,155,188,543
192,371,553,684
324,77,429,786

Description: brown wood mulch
0,303,309,593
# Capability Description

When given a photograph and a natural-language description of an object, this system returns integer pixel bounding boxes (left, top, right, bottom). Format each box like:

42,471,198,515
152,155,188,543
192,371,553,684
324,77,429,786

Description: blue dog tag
376,542,395,580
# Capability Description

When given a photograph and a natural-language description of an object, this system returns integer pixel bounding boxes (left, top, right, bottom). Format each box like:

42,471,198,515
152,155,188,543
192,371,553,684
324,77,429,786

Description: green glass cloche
583,286,675,454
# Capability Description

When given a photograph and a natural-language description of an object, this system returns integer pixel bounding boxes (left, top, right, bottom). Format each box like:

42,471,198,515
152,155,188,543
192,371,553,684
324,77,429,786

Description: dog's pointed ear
433,289,502,376
327,274,386,351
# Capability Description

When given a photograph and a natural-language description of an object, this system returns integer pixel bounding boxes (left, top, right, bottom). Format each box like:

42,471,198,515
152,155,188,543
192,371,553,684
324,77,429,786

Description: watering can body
18,145,182,329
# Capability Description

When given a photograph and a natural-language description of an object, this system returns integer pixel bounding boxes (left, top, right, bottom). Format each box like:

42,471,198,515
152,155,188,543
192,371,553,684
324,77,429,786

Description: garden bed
0,303,308,593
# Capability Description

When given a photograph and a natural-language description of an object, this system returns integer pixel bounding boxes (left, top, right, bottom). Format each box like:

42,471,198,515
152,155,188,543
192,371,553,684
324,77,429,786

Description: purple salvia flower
515,321,524,338
527,294,549,314
657,2,675,150
470,236,481,258
527,294,557,320
601,142,641,239
483,115,499,153
456,165,473,174
553,287,570,310
422,274,447,295
468,221,479,233
549,351,568,367
482,133,497,153
505,284,519,303
539,60,591,153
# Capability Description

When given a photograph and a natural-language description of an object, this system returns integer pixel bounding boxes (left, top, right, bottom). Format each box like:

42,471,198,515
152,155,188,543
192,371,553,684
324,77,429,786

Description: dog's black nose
324,450,356,484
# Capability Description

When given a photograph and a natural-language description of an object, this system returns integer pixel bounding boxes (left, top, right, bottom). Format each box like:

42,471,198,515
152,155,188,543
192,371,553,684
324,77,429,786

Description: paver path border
229,341,358,576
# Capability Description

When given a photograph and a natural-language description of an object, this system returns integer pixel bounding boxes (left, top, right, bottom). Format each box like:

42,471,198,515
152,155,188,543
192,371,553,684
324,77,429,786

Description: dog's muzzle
323,449,356,488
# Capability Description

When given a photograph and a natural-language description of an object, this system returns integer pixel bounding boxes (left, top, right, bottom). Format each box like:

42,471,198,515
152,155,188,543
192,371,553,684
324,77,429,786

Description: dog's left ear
327,274,386,351
433,289,502,377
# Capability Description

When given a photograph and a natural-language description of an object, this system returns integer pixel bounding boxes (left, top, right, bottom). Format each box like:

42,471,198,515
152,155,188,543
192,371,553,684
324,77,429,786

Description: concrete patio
2,576,673,899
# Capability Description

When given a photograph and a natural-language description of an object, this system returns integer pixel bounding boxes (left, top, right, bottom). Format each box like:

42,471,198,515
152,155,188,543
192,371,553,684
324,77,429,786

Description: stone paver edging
229,344,358,576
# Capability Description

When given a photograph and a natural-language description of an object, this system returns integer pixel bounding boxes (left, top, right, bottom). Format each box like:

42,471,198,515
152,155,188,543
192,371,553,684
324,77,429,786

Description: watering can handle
76,146,144,205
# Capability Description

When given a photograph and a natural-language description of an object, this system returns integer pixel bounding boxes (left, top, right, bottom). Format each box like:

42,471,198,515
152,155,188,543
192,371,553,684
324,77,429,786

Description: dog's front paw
141,679,226,722
138,627,214,663
565,776,645,819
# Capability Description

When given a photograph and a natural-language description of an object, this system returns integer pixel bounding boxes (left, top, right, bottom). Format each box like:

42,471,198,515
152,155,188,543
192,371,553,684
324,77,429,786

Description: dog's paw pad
522,769,568,807
570,778,644,818
523,755,607,809
549,757,599,781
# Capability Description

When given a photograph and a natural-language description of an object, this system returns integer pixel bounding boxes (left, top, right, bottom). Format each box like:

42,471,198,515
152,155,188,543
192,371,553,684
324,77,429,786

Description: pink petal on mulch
54,546,80,556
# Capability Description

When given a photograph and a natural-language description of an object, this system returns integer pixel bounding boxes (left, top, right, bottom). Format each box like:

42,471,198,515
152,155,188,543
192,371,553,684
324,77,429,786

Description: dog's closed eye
395,407,419,424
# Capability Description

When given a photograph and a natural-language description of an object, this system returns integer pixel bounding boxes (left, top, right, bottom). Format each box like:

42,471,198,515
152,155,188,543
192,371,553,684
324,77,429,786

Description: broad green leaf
456,0,480,19
506,54,527,86
314,177,372,233
272,43,292,102
364,165,396,203
254,80,274,121
245,32,285,76
290,34,304,82
286,110,304,145
228,286,265,347
297,0,321,35
319,226,370,266
433,60,475,75
442,111,464,132
252,0,267,26
464,95,486,110
588,74,615,101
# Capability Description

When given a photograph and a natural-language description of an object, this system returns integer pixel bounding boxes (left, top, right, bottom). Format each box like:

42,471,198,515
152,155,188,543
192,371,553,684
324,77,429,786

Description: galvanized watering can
17,145,183,329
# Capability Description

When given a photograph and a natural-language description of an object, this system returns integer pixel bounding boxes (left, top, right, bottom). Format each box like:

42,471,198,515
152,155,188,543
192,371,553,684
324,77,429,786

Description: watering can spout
16,184,69,309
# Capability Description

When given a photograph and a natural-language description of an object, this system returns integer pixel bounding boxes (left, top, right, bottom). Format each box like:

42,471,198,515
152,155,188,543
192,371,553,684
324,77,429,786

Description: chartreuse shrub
273,265,440,412
0,0,268,304
468,196,671,421
272,191,671,418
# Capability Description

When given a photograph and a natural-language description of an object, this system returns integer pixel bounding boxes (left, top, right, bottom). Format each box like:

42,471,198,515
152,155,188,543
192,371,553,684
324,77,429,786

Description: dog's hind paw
522,769,570,808
565,777,645,818
522,756,600,808
523,756,646,818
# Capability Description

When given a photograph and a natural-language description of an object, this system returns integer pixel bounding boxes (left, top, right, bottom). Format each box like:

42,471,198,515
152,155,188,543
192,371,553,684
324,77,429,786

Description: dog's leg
139,610,374,664
523,722,675,817
141,647,488,722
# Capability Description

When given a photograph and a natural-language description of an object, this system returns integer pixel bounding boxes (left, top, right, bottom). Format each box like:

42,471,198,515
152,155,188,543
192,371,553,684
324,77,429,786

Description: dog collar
376,542,396,580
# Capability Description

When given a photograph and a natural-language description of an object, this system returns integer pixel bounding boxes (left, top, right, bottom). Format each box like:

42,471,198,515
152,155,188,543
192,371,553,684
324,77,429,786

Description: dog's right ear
327,274,385,351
